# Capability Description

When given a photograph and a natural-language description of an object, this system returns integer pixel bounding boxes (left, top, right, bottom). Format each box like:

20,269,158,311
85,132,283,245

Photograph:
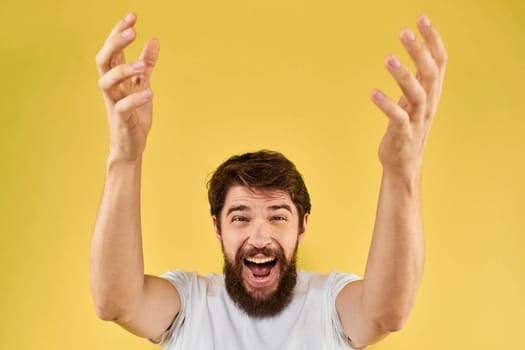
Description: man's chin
242,279,279,302
224,261,297,318
223,241,299,318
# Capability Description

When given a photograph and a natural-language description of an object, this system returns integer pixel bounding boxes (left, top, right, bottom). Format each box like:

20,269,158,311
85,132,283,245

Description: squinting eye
272,216,287,221
232,216,248,222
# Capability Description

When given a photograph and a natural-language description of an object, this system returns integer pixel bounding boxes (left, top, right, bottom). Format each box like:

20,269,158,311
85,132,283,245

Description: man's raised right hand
96,12,160,163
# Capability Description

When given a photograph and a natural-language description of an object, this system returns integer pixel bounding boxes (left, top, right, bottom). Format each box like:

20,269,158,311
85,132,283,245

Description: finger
398,95,409,110
114,89,153,118
370,89,410,125
133,38,160,89
99,60,146,99
95,13,138,75
385,55,426,117
109,12,137,37
417,15,448,72
399,28,440,96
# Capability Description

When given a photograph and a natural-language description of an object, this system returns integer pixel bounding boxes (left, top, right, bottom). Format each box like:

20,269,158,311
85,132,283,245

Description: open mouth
244,256,278,279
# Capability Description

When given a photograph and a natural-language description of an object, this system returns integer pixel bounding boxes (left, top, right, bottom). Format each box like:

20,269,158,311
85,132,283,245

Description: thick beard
223,242,298,318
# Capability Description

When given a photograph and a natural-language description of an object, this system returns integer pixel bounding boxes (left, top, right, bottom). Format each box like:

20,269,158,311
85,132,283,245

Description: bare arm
336,14,447,348
90,12,180,341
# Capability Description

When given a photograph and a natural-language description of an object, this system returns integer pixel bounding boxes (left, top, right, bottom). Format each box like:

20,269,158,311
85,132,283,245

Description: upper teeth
246,257,276,264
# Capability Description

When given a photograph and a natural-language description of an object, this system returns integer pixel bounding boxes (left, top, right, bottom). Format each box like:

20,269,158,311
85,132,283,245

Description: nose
247,219,272,248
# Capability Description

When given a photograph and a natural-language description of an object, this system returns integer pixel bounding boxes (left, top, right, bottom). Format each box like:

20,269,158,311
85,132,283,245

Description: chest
172,289,341,350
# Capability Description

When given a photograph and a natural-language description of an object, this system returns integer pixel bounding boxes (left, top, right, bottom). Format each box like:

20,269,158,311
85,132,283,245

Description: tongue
246,262,273,277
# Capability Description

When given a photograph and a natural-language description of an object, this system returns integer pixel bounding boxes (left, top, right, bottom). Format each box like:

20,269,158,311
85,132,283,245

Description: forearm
336,15,445,346
362,169,424,330
90,157,145,320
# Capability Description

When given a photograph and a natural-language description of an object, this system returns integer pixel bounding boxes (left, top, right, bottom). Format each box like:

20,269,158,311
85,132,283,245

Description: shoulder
297,271,361,290
160,270,225,298
160,270,224,283
327,271,362,292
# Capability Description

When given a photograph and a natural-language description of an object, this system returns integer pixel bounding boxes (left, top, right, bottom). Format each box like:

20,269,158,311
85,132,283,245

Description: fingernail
124,12,135,22
121,28,134,38
420,15,431,27
388,55,401,68
404,29,416,41
372,90,384,102
141,90,152,100
131,60,145,70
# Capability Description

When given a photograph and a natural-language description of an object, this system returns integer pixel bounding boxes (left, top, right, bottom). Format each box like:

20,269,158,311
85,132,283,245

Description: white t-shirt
156,270,362,350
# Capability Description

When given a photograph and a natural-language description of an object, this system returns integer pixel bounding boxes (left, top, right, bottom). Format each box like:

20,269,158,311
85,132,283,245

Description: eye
231,216,248,223
272,216,287,221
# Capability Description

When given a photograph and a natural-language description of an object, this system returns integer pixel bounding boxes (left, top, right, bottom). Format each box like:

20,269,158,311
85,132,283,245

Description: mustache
239,246,278,260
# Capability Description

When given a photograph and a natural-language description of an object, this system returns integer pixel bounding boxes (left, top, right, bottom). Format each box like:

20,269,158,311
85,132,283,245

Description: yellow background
1,0,524,348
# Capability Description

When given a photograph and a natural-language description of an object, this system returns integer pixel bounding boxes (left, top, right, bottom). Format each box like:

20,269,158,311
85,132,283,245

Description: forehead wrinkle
226,185,291,202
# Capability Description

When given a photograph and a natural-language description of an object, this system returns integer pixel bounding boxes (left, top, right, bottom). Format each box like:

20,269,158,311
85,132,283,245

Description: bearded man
90,11,447,349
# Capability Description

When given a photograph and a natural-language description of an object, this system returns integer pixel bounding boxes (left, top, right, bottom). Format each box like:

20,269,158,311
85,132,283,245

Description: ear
212,215,222,242
298,213,309,243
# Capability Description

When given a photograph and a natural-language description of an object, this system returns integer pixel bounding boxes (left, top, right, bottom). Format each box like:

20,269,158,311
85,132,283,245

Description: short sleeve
152,270,197,347
327,272,363,349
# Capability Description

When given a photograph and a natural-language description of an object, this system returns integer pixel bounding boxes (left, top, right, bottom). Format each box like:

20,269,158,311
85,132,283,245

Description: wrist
381,167,421,195
381,159,422,180
106,154,143,174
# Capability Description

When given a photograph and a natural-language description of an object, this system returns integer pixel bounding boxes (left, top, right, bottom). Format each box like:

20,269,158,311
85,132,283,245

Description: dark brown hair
207,150,311,228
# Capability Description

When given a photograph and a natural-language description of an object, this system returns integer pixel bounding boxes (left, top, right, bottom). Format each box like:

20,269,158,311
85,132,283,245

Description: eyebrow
225,204,293,216
268,204,292,213
226,205,250,216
